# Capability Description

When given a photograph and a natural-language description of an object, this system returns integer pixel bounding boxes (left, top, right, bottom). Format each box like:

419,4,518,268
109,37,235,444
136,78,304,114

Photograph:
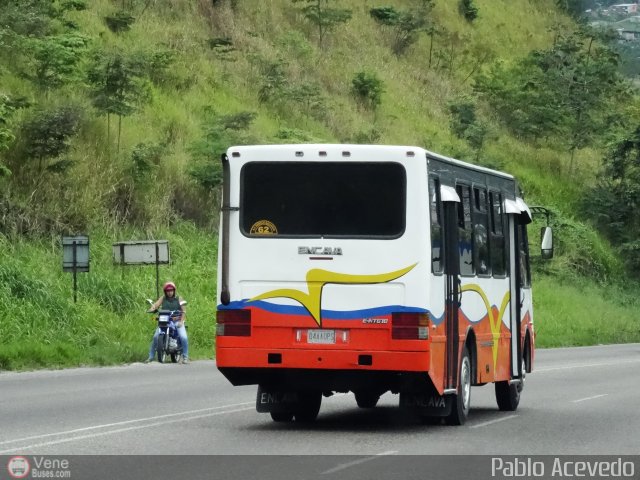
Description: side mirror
180,300,188,306
541,226,553,260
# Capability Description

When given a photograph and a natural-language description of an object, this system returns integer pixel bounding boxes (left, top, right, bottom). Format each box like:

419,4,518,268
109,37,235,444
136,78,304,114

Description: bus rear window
241,162,406,238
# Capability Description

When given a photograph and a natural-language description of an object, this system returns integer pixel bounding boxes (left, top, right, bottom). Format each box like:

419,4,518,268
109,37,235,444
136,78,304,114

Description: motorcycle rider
145,281,189,364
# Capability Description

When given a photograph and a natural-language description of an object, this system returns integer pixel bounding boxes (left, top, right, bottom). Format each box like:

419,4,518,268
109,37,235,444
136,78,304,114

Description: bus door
506,198,532,382
440,185,461,394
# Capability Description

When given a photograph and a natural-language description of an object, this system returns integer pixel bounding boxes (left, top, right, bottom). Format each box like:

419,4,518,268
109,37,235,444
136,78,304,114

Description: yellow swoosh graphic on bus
250,264,417,327
460,284,510,371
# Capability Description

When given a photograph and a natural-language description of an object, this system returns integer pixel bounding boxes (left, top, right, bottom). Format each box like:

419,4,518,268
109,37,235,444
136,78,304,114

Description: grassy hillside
1,0,639,370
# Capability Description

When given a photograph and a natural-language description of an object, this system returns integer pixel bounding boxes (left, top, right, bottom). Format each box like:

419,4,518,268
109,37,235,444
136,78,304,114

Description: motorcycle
147,299,187,363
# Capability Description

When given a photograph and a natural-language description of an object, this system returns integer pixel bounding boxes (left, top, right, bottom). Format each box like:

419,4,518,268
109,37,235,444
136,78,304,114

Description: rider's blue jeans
148,324,189,359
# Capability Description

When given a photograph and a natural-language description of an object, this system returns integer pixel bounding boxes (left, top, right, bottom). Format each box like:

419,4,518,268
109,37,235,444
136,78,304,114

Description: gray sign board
62,236,90,272
112,240,170,265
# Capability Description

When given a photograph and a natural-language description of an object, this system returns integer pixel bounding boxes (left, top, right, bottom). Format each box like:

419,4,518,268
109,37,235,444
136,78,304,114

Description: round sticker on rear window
250,220,278,235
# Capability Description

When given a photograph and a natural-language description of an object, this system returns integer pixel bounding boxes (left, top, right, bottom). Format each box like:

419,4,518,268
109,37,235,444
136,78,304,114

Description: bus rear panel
216,144,535,424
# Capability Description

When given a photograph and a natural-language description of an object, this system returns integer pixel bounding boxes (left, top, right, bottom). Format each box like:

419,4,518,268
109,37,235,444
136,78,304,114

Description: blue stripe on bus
217,299,445,323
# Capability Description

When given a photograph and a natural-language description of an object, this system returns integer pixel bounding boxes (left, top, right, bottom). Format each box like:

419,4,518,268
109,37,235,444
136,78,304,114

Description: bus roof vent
406,151,415,157
231,152,240,158
342,151,351,157
295,151,304,157
319,151,327,157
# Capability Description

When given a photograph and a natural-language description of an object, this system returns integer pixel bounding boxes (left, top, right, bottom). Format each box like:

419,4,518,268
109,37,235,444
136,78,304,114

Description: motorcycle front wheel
157,334,166,363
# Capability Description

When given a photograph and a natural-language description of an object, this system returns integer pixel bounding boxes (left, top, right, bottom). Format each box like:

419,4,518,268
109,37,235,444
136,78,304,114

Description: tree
351,71,384,110
448,98,489,161
88,51,151,152
0,0,56,38
0,95,16,154
528,29,624,170
189,110,257,190
20,105,82,175
257,58,289,104
141,48,176,86
292,0,352,48
370,2,435,56
474,59,563,140
434,30,466,75
459,0,478,22
425,24,444,68
28,33,89,90
104,10,136,33
288,82,325,118
475,28,625,168
585,127,640,276
0,94,17,177
0,94,29,174
460,42,495,84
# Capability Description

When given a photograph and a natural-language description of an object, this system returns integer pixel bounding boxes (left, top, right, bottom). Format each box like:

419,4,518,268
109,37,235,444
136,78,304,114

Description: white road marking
536,359,640,372
322,451,397,475
539,343,640,352
0,406,255,454
469,415,518,429
0,361,219,381
572,394,608,403
0,401,254,447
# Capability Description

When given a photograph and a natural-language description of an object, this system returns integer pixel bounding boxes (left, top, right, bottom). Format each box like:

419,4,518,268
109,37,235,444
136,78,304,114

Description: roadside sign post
155,241,160,298
112,240,170,297
62,235,90,303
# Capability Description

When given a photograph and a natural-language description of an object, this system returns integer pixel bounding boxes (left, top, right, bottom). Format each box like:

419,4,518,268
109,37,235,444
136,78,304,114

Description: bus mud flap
256,385,301,413
399,391,453,417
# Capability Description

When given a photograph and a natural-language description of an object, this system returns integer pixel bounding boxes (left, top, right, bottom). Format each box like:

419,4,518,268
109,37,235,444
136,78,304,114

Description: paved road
1,344,639,458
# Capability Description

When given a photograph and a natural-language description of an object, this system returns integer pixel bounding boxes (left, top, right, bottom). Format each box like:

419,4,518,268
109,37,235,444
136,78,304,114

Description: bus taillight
216,309,251,337
391,312,429,340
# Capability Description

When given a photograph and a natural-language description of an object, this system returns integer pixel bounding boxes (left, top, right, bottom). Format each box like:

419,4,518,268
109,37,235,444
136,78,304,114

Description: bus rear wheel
294,391,322,423
270,412,294,422
445,346,471,426
355,391,380,408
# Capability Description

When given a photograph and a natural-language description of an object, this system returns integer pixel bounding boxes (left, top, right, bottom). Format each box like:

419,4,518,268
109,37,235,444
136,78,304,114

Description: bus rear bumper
216,347,430,389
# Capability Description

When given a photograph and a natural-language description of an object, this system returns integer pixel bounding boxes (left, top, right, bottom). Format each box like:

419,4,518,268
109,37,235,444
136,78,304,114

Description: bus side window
490,192,507,277
519,224,531,288
473,187,490,276
456,184,474,276
429,176,443,274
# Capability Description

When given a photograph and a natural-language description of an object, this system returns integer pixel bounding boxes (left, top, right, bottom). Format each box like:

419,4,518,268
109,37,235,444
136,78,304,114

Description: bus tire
495,357,524,411
355,391,380,408
445,346,471,426
294,391,322,423
495,381,520,411
270,412,294,422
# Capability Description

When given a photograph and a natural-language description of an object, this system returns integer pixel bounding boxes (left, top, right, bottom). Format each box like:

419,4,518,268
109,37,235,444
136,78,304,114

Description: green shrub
105,11,136,33
351,71,384,110
459,0,478,22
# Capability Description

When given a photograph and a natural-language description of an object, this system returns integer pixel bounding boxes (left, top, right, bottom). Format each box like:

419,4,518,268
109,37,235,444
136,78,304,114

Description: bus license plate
307,329,335,344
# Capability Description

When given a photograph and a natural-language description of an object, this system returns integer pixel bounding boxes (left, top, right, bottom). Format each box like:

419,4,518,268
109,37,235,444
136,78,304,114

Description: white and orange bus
216,144,551,425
